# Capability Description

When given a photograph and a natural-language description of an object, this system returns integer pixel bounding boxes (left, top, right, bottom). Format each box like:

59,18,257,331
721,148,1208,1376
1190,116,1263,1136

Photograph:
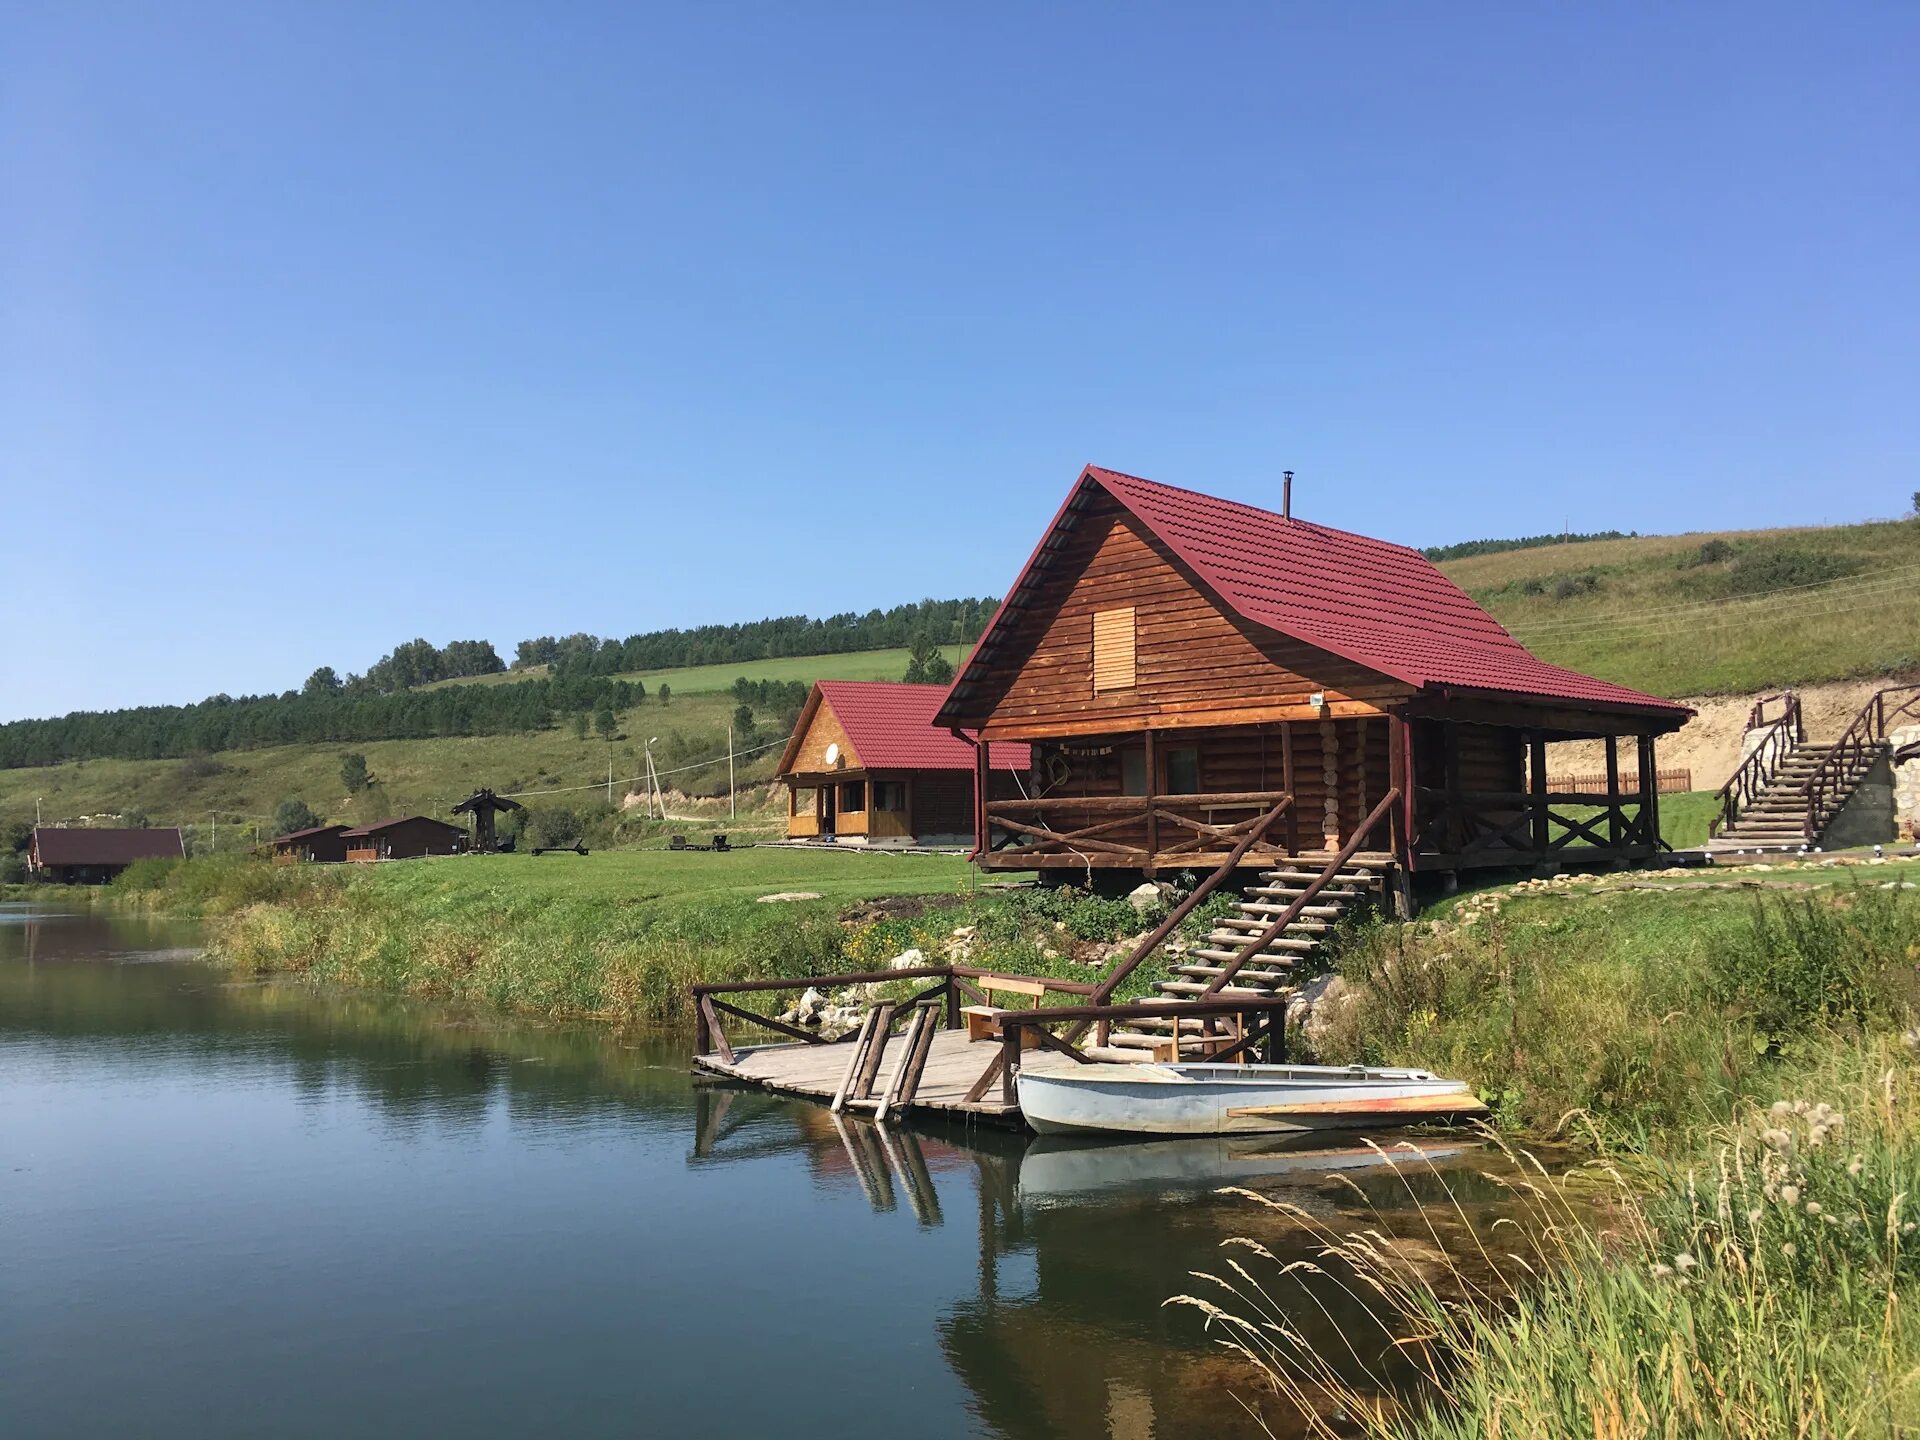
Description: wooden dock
693,1029,1086,1128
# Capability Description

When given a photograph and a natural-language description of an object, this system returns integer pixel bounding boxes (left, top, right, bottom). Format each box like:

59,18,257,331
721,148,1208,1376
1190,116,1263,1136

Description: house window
1165,747,1201,795
839,781,867,813
792,787,817,816
872,781,907,812
1092,607,1136,692
1120,749,1148,796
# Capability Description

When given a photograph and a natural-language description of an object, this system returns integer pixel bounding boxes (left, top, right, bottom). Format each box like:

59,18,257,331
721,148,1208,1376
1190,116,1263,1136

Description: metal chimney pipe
1282,470,1293,519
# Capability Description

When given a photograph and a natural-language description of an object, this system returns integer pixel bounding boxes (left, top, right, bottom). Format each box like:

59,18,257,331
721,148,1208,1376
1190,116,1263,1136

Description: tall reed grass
1173,1039,1920,1437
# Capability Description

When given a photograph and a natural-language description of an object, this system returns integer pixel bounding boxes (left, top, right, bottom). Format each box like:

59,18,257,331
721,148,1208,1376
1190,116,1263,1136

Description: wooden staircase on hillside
1088,859,1387,1061
1709,686,1920,853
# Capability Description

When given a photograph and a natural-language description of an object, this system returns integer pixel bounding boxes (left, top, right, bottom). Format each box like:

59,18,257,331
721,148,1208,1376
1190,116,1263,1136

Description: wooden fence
1547,768,1692,795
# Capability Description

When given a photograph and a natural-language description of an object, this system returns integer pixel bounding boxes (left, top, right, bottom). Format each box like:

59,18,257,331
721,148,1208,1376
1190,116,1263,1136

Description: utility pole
728,725,736,819
607,759,613,806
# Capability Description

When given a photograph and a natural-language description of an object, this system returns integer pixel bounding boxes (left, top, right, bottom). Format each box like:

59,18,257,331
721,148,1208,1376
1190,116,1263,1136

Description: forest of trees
1421,530,1637,563
0,675,643,770
517,597,998,677
1,599,997,771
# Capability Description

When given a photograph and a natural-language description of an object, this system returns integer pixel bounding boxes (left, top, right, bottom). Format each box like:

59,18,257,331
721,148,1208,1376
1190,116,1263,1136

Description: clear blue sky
4,3,1915,721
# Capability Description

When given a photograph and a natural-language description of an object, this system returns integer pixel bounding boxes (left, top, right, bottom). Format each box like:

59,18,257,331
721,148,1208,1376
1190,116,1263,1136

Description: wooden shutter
1092,607,1136,692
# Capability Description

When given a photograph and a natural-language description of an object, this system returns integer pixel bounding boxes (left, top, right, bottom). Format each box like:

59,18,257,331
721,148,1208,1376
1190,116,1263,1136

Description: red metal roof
942,465,1693,722
787,682,1031,773
31,827,185,866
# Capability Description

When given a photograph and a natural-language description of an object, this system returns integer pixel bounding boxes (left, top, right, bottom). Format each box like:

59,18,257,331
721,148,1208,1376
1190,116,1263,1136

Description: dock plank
693,1028,1080,1127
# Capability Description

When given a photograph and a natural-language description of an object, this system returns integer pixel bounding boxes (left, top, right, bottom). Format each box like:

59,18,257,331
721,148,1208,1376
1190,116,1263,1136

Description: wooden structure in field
341,815,464,862
266,824,350,864
776,682,1029,847
451,788,523,853
27,826,185,884
935,465,1693,878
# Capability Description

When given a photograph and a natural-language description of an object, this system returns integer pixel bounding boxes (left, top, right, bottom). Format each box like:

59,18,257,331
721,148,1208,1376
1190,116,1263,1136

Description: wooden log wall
967,494,1411,739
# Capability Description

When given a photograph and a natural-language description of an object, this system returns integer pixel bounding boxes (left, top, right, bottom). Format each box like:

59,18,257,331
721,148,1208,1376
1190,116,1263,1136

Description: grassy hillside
1443,516,1920,697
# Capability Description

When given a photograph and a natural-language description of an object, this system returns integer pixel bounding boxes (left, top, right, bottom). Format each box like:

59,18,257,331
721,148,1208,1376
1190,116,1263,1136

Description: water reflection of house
776,681,1028,847
688,1089,1467,1438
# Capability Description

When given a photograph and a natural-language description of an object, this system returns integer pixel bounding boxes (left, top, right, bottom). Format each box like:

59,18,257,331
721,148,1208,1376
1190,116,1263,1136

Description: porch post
1636,733,1661,854
1604,735,1623,855
1143,728,1159,872
1398,716,1418,872
1280,722,1298,854
974,735,991,858
1528,731,1549,858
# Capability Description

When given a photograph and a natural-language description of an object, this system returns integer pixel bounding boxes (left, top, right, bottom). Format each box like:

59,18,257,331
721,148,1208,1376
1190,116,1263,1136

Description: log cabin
935,465,1693,885
777,682,1030,847
266,824,350,864
341,815,465,862
28,826,186,883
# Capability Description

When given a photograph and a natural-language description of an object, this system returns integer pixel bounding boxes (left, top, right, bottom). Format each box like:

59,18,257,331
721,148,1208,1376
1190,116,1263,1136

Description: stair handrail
1803,683,1920,843
1711,691,1803,839
1087,794,1293,1007
1200,788,1401,998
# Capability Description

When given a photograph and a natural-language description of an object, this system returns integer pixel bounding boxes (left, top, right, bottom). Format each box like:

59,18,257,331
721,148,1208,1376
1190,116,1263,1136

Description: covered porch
971,709,1671,876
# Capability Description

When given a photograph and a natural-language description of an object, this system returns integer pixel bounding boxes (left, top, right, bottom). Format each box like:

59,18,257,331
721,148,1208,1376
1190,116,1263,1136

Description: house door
819,784,836,835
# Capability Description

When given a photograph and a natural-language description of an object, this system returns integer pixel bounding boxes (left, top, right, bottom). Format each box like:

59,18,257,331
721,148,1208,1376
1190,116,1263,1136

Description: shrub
1548,571,1602,601
1679,537,1736,567
1706,885,1920,1043
1720,545,1859,597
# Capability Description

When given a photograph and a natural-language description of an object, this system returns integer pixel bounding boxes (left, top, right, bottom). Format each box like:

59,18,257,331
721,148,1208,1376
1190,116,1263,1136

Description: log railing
689,965,1096,1065
1804,684,1920,843
1412,788,1657,859
984,790,1292,865
1711,692,1804,839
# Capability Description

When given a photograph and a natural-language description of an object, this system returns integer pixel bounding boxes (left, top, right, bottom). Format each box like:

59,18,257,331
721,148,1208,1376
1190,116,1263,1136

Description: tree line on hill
516,597,996,676
0,675,649,770
1422,530,1638,563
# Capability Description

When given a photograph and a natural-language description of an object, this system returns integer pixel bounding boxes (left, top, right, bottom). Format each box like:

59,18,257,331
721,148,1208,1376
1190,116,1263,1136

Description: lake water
1,904,1503,1438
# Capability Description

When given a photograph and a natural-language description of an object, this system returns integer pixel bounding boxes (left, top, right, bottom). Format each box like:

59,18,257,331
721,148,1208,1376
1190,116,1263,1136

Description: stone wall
1894,723,1920,842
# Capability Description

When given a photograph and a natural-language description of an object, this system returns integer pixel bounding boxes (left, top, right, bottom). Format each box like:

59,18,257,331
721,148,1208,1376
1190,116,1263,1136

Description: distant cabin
28,826,185,884
266,824,351,864
776,682,1030,848
341,816,465,862
935,465,1694,878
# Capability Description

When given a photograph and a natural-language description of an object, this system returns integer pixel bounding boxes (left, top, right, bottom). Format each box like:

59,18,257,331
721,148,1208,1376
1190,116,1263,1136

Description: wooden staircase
1708,742,1841,851
1709,685,1918,854
1089,859,1386,1061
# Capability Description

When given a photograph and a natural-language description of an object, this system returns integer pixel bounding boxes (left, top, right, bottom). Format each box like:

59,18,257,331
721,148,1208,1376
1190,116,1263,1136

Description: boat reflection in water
691,1083,1499,1439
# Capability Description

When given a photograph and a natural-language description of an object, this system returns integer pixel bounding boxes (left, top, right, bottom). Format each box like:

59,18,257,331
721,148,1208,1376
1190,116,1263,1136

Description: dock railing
689,964,1099,1068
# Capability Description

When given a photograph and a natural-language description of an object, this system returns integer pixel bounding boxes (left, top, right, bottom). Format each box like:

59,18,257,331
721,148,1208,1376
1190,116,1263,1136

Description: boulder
889,947,928,971
1127,881,1174,915
757,891,824,904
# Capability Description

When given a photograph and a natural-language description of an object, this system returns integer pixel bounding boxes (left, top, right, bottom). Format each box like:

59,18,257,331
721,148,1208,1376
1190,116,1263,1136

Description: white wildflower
1650,1262,1674,1280
1805,1201,1822,1217
1781,1184,1802,1207
1674,1252,1697,1271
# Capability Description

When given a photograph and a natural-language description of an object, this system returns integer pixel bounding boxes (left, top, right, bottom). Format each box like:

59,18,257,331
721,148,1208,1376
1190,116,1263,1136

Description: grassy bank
108,849,1218,1025
1184,860,1920,1435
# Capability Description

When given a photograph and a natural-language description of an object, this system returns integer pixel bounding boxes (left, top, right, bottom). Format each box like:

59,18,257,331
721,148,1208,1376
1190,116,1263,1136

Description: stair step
1205,928,1316,949
1173,963,1293,984
1254,870,1378,888
1153,979,1280,999
1216,914,1332,932
1240,897,1346,917
1189,943,1314,963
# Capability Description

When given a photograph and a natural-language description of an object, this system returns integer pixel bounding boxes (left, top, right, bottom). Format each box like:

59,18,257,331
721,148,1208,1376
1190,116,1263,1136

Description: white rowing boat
1016,1060,1486,1136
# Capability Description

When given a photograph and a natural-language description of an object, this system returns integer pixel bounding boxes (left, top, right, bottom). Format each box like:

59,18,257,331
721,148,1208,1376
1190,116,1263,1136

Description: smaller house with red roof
341,815,465,862
266,824,351,864
935,465,1694,879
776,682,1030,847
29,826,186,884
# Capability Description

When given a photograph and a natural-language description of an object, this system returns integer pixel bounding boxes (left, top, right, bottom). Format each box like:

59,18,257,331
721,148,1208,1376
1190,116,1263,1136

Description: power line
499,732,794,800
